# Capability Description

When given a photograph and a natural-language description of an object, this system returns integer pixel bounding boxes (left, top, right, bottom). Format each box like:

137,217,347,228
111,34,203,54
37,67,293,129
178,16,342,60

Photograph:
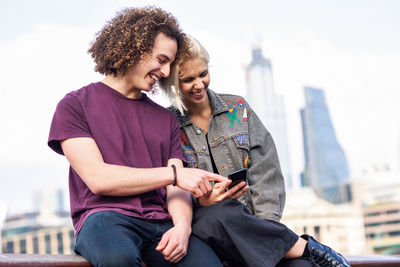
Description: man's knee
95,246,142,267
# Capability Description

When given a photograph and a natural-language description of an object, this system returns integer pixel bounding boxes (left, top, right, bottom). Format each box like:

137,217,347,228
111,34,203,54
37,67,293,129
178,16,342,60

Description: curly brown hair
160,35,209,115
88,6,183,76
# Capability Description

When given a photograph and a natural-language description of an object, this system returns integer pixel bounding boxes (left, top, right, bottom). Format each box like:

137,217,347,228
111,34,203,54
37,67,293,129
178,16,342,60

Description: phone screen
227,168,247,189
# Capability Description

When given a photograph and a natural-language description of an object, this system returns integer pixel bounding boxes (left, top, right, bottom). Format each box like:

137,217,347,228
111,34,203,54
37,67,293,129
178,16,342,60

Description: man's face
127,32,178,92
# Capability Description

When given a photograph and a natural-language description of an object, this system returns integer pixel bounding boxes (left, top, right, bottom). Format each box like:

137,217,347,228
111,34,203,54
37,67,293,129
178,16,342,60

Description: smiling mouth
192,89,205,97
150,73,159,84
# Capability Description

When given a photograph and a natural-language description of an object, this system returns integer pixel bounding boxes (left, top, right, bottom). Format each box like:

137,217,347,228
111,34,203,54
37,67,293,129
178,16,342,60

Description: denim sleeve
246,103,286,221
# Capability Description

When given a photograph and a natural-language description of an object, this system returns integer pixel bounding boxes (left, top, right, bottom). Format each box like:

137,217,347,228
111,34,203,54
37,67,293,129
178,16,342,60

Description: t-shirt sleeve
169,117,186,163
48,94,92,155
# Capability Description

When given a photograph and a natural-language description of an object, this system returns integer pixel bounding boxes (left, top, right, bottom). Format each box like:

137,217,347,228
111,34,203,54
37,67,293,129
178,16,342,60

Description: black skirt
192,199,307,267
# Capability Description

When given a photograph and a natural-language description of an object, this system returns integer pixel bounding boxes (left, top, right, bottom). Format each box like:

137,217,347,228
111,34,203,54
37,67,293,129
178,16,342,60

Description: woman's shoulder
211,90,249,107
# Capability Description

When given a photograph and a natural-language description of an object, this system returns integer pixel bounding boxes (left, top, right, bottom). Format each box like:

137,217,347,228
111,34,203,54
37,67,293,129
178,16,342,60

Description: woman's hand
198,179,248,207
175,167,227,198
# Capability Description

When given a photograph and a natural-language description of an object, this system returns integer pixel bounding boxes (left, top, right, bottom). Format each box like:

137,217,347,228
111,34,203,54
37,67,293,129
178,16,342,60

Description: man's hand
176,168,227,198
198,179,248,207
155,223,191,263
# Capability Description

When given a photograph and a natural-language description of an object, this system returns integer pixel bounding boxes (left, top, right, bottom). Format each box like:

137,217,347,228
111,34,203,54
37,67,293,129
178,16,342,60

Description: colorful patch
236,97,245,105
184,154,196,166
234,134,249,147
242,108,248,123
244,154,249,168
223,107,242,129
180,130,192,149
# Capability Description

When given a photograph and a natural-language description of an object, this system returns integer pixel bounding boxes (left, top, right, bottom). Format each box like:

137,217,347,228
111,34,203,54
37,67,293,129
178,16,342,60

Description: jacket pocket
231,133,250,168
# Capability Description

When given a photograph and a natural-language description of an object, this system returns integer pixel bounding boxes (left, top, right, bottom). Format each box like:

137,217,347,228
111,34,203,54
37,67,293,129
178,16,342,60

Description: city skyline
245,46,293,188
1,0,400,214
300,86,352,203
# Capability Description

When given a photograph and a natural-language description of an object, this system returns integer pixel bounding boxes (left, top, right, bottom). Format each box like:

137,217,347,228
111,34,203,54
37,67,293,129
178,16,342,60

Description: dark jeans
192,199,315,267
75,211,222,267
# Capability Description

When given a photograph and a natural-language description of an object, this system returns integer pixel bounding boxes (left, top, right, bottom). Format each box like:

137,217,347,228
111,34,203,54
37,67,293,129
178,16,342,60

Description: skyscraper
245,46,292,188
300,86,352,203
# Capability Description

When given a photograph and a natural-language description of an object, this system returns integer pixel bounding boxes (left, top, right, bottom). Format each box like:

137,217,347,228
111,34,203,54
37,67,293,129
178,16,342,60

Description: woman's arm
246,103,286,221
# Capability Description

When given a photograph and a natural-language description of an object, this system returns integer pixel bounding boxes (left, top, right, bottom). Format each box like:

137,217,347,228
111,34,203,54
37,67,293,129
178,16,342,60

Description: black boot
301,234,351,267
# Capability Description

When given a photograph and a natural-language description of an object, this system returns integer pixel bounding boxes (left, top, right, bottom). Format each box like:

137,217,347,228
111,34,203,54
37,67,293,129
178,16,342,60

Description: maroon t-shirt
48,82,185,235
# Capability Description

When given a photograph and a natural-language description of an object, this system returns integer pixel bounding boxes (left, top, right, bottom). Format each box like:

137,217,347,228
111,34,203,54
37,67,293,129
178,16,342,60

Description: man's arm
61,137,226,197
155,158,193,263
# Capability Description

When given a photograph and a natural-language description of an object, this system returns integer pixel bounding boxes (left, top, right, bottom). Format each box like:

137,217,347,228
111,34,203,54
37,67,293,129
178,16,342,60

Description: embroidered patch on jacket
223,107,243,130
224,97,248,130
242,108,248,123
180,130,192,149
244,154,249,168
236,97,245,105
234,134,249,147
184,154,196,166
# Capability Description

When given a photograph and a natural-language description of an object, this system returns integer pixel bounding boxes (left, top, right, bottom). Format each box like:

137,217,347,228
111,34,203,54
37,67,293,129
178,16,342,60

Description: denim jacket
168,89,286,221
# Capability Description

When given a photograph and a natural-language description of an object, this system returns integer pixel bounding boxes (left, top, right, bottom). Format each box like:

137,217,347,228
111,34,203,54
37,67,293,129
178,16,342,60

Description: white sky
1,0,400,215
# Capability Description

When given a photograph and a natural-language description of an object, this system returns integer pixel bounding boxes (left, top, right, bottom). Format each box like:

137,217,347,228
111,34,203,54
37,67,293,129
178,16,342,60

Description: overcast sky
1,0,400,215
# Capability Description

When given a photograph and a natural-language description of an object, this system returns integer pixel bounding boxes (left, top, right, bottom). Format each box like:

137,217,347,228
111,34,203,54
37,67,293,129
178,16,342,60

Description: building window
388,231,400,237
386,209,399,215
57,232,63,254
45,234,51,254
368,233,376,238
6,241,14,253
19,239,27,254
314,226,321,240
366,222,382,227
365,212,381,217
69,230,75,253
33,236,39,253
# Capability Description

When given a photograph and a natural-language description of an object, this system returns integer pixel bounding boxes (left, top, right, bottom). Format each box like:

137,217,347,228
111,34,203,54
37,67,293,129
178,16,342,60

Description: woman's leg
193,199,350,267
277,257,317,267
284,237,307,258
192,199,299,267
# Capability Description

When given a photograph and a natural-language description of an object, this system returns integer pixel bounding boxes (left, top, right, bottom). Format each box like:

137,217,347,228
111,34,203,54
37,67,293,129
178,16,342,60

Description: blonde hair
160,35,210,114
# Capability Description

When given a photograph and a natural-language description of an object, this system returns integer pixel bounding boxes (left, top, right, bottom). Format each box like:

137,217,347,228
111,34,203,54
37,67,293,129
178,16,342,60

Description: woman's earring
150,82,160,95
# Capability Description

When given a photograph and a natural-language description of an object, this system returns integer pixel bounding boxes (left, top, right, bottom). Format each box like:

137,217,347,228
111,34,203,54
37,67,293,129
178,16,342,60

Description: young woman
161,35,350,267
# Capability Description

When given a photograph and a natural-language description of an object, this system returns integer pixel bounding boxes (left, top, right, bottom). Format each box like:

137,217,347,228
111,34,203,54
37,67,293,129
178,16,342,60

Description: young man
48,7,225,267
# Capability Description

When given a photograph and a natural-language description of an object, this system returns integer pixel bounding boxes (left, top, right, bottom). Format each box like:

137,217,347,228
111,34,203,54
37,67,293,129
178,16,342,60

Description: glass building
300,86,352,203
245,46,292,188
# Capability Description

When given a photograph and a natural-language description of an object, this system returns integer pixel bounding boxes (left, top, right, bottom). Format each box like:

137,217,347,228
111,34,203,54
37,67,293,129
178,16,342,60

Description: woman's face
178,57,210,107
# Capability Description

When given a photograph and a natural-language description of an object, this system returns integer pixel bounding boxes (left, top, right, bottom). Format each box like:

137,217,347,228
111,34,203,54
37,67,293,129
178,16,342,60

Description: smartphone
227,168,247,190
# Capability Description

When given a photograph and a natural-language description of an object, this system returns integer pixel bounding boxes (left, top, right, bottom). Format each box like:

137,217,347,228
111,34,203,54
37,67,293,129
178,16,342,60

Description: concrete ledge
346,254,400,266
0,254,91,267
1,254,400,266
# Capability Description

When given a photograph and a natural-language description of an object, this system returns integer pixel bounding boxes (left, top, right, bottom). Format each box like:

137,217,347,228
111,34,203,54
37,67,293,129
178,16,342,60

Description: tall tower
245,46,292,188
300,86,352,203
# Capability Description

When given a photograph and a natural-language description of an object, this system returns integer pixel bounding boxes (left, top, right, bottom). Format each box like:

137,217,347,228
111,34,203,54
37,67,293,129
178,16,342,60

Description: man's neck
102,75,142,99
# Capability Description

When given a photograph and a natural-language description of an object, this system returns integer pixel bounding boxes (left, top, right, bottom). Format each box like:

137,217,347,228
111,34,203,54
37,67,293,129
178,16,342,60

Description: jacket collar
169,89,229,128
